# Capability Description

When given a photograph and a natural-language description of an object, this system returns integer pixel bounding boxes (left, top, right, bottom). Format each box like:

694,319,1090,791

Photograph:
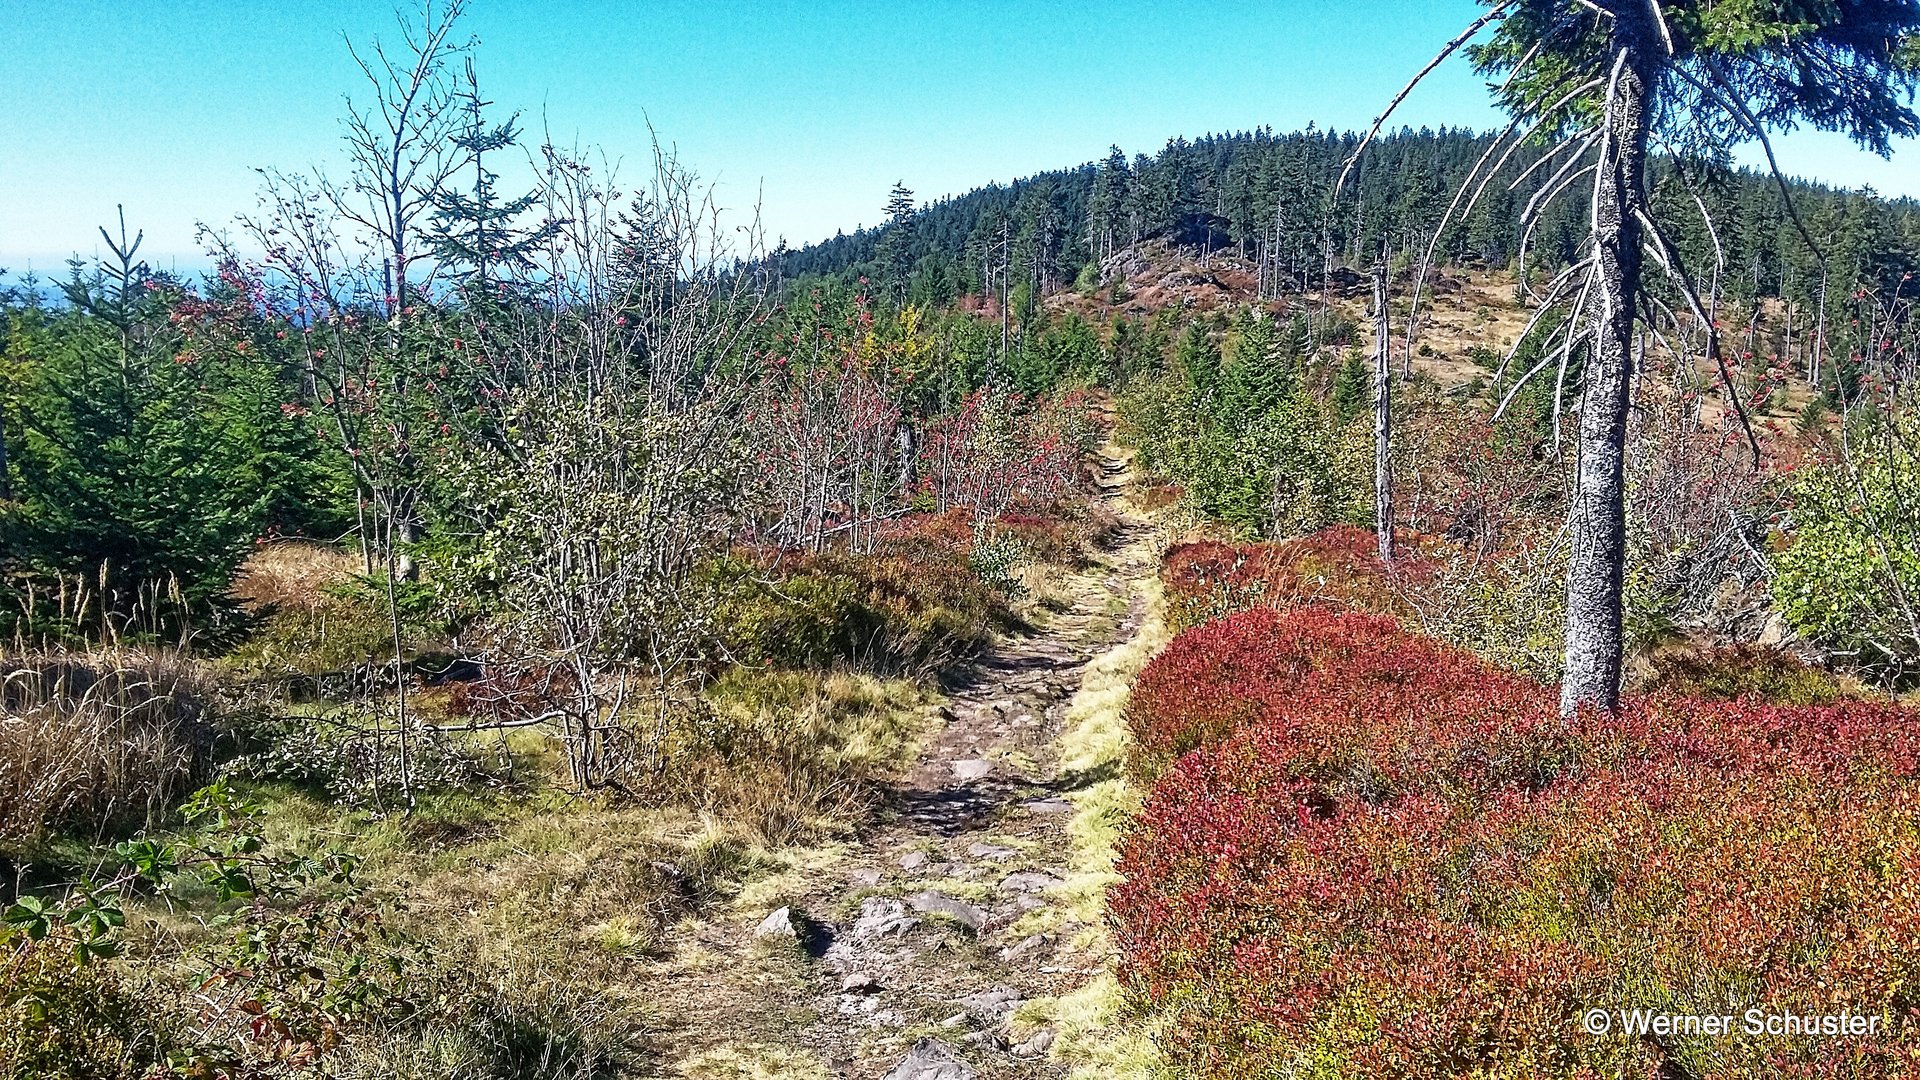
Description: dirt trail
647,451,1162,1080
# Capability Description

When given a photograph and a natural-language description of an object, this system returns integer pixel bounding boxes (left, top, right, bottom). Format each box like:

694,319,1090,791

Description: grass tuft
1,646,220,851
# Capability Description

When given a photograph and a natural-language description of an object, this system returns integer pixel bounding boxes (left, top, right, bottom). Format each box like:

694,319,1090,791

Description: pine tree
1332,349,1371,422
1219,309,1291,427
11,216,262,620
1176,322,1221,398
875,181,917,301
1086,146,1130,267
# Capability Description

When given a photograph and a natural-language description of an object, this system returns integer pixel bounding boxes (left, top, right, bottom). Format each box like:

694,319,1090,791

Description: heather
1113,607,1920,1078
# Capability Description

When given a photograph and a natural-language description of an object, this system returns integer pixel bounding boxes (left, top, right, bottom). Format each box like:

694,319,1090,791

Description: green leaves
113,838,181,882
4,886,125,963
1773,423,1920,678
3,894,54,940
1475,0,1920,156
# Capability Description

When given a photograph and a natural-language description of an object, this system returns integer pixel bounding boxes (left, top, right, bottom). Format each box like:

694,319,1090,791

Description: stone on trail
840,970,881,993
1013,1028,1058,1057
998,933,1052,962
907,890,987,932
850,897,920,940
999,871,1066,894
881,1038,975,1080
951,758,994,782
753,906,802,941
960,1029,1007,1050
900,850,929,871
1002,895,1049,918
966,842,1015,861
1019,797,1073,815
956,984,1025,1021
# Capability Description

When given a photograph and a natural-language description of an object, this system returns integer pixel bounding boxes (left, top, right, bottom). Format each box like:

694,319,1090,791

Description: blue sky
4,0,1916,275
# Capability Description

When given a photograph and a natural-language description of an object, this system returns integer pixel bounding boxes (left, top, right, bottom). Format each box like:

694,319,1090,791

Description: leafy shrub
992,502,1119,568
1113,609,1920,1079
1773,426,1920,679
0,934,170,1080
0,647,220,850
223,708,503,808
2,782,646,1079
967,533,1029,597
1641,643,1845,706
1124,607,1562,787
3,782,388,1078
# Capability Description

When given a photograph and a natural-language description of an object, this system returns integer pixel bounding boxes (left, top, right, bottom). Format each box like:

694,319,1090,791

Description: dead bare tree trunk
1813,260,1831,392
0,398,12,504
1560,27,1653,718
895,419,919,498
1372,263,1396,563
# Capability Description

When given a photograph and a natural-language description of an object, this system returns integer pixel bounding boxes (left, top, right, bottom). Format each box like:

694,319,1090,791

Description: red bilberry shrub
1113,608,1920,1079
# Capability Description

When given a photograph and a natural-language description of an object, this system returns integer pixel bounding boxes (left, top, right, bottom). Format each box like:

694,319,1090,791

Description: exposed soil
641,454,1162,1079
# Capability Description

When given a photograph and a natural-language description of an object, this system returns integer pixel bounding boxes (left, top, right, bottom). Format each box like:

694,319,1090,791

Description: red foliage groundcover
1114,606,1920,1079
1160,525,1430,632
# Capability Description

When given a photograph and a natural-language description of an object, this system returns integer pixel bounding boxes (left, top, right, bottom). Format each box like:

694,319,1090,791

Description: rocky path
648,452,1162,1080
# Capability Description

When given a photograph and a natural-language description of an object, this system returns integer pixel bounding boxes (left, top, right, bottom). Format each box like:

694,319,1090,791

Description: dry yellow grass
0,646,217,848
230,540,362,614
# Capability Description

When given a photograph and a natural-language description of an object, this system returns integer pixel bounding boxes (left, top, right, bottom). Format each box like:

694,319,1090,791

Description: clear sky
4,0,1917,276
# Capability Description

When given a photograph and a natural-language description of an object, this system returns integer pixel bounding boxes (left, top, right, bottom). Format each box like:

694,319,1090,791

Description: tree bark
1372,264,1395,563
0,399,12,504
895,419,919,498
1560,19,1654,718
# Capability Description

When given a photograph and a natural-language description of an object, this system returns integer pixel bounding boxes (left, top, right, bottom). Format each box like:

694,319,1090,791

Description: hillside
776,126,1920,333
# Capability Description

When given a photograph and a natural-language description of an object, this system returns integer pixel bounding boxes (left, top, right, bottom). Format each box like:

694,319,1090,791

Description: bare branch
1406,76,1603,365
1333,0,1517,198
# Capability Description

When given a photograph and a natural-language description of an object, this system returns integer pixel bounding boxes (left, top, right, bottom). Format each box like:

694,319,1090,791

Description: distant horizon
5,0,1917,273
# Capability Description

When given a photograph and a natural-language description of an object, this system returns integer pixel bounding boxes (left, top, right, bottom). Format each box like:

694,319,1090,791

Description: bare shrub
441,142,771,792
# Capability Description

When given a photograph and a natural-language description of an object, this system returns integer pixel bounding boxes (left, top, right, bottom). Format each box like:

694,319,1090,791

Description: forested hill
776,126,1920,311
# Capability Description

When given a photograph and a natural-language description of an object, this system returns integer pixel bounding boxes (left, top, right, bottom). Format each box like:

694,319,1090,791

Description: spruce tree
1461,0,1920,715
11,216,262,622
875,181,917,301
428,59,557,282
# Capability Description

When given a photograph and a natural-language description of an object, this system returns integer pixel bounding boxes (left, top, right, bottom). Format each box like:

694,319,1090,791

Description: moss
1012,974,1171,1080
